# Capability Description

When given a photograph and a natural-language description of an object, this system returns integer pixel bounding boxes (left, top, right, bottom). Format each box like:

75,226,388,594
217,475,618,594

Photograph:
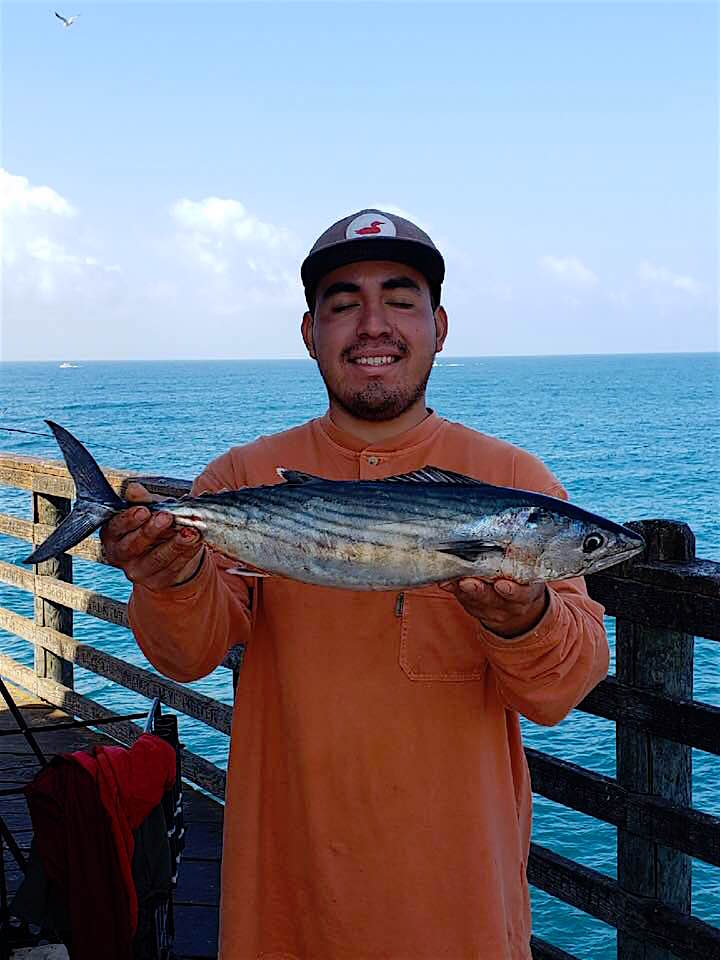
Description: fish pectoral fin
434,540,506,563
276,467,325,484
225,566,272,578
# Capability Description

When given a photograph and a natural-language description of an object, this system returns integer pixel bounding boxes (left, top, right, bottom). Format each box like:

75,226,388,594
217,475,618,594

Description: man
103,209,609,959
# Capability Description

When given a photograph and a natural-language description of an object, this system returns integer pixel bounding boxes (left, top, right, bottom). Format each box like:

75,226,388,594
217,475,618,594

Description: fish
23,421,645,589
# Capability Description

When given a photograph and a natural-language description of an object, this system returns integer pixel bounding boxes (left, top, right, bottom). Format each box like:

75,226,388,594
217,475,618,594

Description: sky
1,0,717,360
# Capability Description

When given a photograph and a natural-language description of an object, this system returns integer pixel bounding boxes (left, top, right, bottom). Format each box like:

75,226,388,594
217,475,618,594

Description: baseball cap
301,209,445,310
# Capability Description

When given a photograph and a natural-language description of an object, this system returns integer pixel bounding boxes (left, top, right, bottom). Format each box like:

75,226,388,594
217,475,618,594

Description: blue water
1,354,718,956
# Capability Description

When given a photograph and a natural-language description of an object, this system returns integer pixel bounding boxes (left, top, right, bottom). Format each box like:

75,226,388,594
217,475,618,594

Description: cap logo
345,213,397,240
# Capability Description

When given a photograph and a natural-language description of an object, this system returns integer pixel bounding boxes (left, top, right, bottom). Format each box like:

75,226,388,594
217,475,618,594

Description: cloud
169,194,301,305
637,260,703,297
171,196,294,253
0,169,75,218
539,255,598,288
0,168,117,277
1,169,127,361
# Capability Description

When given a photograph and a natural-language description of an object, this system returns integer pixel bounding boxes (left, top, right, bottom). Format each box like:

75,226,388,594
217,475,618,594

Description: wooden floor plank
173,903,220,958
0,679,223,960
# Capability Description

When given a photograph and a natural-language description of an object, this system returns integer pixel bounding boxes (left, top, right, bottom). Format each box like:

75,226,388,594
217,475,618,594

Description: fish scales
201,487,471,545
22,422,646,589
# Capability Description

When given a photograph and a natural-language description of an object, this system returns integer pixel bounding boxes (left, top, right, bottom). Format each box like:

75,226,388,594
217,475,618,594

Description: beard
317,342,435,422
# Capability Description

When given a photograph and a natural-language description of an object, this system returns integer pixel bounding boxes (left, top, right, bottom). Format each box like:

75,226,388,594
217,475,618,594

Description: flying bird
55,11,80,27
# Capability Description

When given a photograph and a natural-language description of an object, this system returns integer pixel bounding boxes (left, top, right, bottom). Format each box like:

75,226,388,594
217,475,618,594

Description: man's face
301,260,448,422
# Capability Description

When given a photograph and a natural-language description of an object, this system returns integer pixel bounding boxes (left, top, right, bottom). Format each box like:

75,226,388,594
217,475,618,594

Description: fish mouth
583,541,645,576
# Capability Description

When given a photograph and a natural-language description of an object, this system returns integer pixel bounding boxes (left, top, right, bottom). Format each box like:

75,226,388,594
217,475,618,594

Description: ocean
1,353,718,956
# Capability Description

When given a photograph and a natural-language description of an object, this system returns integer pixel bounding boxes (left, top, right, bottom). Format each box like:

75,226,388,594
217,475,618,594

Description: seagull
55,11,80,27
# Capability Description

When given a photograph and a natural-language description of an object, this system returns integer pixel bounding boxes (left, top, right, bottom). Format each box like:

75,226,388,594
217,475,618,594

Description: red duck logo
354,220,385,235
345,213,397,240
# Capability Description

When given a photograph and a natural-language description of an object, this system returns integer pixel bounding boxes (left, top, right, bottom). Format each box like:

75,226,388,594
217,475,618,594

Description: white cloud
168,194,301,308
637,260,703,297
1,169,127,360
539,255,598,288
0,168,75,218
26,235,120,272
0,168,116,277
171,196,294,252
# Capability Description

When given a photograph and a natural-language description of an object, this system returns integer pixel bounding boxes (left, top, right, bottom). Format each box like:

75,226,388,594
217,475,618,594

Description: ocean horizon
0,352,718,957
3,349,718,364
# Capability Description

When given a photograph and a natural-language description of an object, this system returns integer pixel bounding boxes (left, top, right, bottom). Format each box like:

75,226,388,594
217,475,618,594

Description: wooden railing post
32,491,74,688
616,519,695,960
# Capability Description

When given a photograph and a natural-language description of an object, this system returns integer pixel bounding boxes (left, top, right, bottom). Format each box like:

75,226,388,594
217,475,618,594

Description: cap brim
301,238,444,306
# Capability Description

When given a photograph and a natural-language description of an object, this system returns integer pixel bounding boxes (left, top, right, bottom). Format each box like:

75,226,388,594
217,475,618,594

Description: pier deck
0,681,222,960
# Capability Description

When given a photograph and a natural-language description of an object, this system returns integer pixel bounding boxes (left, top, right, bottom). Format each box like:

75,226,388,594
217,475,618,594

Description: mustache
342,339,408,361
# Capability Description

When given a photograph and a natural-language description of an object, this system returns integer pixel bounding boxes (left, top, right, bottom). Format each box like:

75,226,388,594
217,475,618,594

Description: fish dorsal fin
276,467,325,485
382,465,485,485
275,465,486,486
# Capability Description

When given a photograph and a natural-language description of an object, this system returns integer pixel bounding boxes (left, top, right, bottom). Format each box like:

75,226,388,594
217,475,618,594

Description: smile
349,356,400,366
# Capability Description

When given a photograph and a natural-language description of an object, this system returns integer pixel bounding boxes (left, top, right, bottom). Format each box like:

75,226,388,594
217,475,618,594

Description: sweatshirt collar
317,409,444,455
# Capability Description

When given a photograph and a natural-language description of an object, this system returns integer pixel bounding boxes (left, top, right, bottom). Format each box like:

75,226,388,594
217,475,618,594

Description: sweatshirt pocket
397,588,487,681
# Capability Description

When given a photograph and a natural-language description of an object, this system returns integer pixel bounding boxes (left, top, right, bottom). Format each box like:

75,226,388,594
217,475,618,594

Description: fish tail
23,421,125,565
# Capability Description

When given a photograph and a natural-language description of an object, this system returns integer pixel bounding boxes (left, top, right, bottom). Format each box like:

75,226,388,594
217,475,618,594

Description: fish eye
582,533,605,553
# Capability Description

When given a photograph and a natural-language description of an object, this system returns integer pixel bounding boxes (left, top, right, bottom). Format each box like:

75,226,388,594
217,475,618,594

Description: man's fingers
126,534,203,584
102,483,169,537
106,512,175,562
124,481,166,504
102,505,153,541
493,579,516,598
440,578,490,597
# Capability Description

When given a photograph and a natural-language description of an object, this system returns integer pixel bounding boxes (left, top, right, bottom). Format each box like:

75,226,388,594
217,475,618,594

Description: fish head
513,505,646,581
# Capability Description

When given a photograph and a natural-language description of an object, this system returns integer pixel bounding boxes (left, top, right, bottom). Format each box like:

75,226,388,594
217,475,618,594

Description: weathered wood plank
527,844,720,959
33,491,74,688
526,749,720,867
0,513,35,545
0,561,130,627
0,560,34,591
0,513,104,562
172,903,219,959
36,576,129,626
588,570,720,641
615,520,694,960
0,608,232,734
530,937,582,960
0,569,240,674
182,820,223,859
0,452,132,497
0,452,191,499
0,655,228,800
179,750,227,801
175,859,221,906
579,676,720,756
588,518,720,642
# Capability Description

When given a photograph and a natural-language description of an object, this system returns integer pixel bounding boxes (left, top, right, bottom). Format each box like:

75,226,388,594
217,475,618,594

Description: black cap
301,209,445,310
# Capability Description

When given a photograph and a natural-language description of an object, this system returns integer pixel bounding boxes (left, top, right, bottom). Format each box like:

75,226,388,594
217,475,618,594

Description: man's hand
100,481,203,591
440,577,548,640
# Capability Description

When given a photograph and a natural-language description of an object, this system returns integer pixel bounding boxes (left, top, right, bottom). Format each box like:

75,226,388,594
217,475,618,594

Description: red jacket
25,732,176,960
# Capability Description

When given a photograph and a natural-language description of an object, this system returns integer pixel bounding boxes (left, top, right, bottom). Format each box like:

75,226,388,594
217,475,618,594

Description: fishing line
0,426,134,457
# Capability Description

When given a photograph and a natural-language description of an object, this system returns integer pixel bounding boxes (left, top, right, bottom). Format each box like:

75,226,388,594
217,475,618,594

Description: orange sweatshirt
129,412,609,960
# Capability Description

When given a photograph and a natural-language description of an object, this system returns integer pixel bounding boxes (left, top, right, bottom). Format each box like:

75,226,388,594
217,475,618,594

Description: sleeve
128,451,254,683
478,467,610,727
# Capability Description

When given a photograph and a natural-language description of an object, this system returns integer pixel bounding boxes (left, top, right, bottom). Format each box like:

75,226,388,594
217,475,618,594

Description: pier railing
0,450,719,960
